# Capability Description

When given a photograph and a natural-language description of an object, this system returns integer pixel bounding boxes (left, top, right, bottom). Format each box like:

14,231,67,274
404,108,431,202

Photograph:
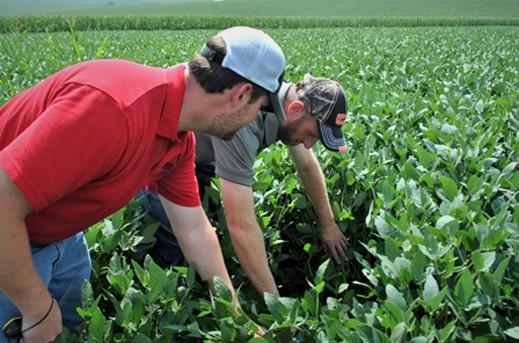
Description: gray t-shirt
194,110,282,187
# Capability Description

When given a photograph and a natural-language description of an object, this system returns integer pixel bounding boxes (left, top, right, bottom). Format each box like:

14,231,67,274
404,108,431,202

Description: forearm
0,166,51,318
229,222,279,296
0,220,51,317
173,222,234,294
296,161,335,226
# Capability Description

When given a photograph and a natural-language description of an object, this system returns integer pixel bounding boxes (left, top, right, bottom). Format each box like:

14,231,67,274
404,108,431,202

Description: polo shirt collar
158,63,186,140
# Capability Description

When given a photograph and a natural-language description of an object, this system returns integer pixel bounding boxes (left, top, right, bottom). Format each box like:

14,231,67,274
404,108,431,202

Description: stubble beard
204,112,240,141
278,122,299,146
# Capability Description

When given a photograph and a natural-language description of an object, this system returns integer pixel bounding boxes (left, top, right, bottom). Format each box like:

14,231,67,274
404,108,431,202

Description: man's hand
319,223,348,263
21,298,62,343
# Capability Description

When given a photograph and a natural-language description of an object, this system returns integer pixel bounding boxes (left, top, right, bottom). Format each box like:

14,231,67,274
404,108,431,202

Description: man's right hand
21,298,62,343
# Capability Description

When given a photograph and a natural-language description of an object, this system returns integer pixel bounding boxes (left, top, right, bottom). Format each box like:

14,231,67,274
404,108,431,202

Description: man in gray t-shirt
143,75,349,297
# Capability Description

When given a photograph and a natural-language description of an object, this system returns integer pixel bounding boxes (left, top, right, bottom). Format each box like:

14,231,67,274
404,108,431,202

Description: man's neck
178,68,211,133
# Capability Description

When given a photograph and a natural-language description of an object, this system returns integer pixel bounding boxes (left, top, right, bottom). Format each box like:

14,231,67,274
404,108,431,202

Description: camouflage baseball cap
296,74,348,153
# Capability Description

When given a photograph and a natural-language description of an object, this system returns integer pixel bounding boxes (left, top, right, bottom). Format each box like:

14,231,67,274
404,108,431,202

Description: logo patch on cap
335,113,347,126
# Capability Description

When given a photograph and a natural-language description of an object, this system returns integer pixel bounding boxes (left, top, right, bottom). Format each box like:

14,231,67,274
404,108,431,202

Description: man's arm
288,144,348,263
159,195,239,301
219,178,279,297
0,166,62,343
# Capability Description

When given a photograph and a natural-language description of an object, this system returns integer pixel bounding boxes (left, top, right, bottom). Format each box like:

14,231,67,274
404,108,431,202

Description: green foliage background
0,24,518,342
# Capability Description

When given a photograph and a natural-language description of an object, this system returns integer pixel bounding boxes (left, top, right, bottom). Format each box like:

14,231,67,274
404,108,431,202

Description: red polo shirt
0,59,200,244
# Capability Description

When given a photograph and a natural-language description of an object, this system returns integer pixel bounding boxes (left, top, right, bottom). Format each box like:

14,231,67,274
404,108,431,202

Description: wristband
22,298,54,334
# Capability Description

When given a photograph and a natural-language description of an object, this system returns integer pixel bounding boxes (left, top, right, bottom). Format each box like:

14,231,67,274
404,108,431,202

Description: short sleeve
0,83,127,210
156,132,201,207
212,126,260,187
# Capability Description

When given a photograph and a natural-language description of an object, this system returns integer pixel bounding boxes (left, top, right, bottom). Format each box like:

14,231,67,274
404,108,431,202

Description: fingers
324,234,349,263
320,224,350,263
332,242,346,263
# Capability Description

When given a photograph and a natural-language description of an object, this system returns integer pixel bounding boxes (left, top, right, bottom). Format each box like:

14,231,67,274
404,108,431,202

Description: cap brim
317,122,347,153
269,82,291,125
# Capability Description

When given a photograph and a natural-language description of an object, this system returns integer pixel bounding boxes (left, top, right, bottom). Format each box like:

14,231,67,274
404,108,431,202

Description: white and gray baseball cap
200,26,285,98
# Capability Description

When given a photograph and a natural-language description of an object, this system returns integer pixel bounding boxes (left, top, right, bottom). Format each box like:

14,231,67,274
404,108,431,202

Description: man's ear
230,83,252,107
286,100,306,120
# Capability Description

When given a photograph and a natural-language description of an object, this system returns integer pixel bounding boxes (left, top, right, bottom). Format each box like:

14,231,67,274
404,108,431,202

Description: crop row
0,15,519,33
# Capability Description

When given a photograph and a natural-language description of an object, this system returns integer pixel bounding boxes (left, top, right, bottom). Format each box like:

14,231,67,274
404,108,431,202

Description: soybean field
0,26,518,342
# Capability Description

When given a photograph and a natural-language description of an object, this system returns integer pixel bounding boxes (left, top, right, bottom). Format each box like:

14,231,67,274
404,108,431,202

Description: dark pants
142,161,215,268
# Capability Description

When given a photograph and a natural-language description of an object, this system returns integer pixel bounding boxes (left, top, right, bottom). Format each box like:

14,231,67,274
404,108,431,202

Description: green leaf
478,273,499,300
302,290,317,316
88,307,108,343
187,265,197,287
390,322,406,342
403,161,420,180
504,327,519,339
146,258,168,302
140,222,159,244
438,320,457,341
436,215,458,231
131,260,147,287
439,176,458,201
315,258,330,284
472,251,496,272
248,338,270,343
265,293,292,323
81,281,95,309
467,175,483,196
509,171,519,190
314,281,325,294
84,224,101,248
375,215,393,238
411,252,428,282
493,256,511,283
338,283,349,294
481,228,508,249
466,294,491,311
475,99,485,114
130,334,153,343
383,301,405,327
110,208,125,230
187,321,202,338
384,238,400,261
502,161,517,175
214,276,232,302
386,284,407,310
454,270,474,307
423,274,439,303
115,300,132,328
221,323,236,343
427,287,448,312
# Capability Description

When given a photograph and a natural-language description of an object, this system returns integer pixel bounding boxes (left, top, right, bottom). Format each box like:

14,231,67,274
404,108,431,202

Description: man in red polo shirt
0,26,285,343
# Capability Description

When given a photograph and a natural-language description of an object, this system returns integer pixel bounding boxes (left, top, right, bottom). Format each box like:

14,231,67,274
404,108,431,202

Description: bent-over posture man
142,74,350,297
0,26,285,343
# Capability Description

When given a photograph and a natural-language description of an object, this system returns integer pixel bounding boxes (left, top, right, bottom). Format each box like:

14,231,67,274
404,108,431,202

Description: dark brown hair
188,37,266,104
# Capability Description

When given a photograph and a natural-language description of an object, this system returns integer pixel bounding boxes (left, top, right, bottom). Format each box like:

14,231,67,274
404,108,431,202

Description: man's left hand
319,223,348,263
